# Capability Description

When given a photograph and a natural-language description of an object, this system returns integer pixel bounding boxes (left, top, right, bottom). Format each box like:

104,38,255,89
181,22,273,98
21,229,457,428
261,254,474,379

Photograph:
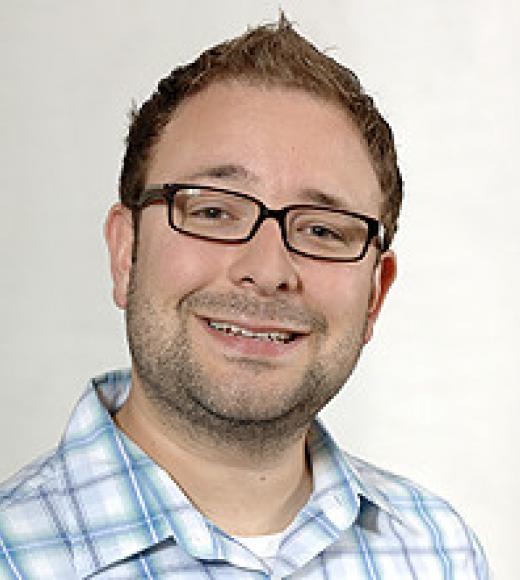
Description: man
0,15,489,579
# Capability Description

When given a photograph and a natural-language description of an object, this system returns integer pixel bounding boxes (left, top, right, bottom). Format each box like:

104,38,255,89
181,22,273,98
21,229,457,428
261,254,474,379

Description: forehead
146,81,381,214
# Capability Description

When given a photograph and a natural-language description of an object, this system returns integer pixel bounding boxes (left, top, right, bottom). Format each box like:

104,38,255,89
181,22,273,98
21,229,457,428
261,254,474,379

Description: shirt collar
59,370,406,577
59,371,220,578
307,418,407,527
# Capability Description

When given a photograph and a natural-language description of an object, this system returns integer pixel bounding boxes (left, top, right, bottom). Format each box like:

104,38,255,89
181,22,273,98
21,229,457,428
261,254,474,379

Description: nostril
229,232,301,294
238,274,293,295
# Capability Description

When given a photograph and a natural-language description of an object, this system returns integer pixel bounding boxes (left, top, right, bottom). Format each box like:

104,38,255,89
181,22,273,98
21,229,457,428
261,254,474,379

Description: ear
104,203,134,310
364,250,397,344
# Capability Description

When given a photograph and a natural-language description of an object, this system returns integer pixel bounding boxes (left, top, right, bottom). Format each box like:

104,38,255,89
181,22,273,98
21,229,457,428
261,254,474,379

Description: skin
105,80,396,536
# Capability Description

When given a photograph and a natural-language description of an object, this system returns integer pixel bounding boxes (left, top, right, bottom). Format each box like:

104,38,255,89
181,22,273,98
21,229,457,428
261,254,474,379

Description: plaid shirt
0,370,489,579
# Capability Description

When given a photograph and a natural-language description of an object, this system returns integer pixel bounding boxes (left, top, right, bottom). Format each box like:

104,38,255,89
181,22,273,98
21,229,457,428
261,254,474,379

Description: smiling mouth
206,319,302,344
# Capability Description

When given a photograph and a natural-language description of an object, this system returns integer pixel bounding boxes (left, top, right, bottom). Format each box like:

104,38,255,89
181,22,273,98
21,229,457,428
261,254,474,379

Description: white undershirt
234,530,285,560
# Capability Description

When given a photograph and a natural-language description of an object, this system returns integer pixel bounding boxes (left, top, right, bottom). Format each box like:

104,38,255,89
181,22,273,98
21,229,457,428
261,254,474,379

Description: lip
194,315,309,358
199,315,310,336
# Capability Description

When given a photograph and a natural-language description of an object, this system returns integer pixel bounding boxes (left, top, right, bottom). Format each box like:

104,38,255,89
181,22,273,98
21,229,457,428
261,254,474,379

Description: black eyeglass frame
135,183,385,263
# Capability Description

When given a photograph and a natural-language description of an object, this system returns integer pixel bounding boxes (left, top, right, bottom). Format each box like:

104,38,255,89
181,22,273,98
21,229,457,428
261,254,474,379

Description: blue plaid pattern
0,370,489,579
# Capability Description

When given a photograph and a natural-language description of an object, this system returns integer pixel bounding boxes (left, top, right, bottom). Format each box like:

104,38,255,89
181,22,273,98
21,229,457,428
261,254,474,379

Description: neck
114,378,313,536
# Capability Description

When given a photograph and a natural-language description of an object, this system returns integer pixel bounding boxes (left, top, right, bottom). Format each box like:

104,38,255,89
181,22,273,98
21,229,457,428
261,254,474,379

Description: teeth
208,320,294,343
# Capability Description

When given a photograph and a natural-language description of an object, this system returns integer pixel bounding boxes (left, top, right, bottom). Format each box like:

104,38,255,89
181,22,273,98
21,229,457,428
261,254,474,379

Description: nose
227,218,301,296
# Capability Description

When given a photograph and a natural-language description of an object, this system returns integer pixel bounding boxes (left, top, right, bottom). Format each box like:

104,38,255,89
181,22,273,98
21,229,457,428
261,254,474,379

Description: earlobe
364,251,397,344
104,204,134,310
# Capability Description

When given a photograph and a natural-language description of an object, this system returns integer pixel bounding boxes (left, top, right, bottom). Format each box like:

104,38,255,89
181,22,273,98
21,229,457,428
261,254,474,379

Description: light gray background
1,1,517,577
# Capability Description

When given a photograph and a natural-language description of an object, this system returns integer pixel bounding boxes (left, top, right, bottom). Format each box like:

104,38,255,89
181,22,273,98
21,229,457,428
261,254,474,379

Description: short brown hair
119,14,403,249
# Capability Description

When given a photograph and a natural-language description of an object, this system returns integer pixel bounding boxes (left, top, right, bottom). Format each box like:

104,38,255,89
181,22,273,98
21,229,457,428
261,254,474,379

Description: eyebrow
297,187,353,210
181,163,259,184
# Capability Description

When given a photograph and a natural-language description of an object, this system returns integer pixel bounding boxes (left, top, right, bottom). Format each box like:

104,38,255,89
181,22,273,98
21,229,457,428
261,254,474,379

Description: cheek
137,221,227,303
303,264,373,331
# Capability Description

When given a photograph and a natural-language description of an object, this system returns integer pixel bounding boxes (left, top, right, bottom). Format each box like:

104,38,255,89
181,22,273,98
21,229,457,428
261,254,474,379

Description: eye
306,224,342,240
189,206,233,220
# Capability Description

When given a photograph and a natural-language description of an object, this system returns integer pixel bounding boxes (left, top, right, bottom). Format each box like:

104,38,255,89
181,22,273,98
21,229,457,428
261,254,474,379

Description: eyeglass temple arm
134,186,172,209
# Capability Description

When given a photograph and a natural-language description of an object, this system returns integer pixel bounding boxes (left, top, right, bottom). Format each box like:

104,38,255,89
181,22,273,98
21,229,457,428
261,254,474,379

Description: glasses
135,184,385,262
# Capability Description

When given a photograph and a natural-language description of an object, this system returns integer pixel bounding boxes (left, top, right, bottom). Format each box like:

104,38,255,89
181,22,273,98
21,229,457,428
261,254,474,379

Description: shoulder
0,449,74,572
347,451,449,502
347,451,468,514
0,449,62,508
346,452,490,578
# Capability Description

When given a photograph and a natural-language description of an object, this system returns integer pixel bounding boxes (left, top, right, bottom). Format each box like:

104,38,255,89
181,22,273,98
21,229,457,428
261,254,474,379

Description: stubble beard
125,266,368,457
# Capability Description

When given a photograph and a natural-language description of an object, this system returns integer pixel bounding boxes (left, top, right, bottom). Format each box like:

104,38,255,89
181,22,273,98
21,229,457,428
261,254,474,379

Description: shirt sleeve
468,527,491,580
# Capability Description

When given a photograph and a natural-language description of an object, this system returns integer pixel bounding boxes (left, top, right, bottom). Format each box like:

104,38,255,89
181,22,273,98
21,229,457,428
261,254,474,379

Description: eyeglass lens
171,187,370,260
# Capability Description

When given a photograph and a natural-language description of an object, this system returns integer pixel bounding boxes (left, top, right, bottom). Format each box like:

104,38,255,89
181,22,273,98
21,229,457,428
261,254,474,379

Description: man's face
108,81,395,449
